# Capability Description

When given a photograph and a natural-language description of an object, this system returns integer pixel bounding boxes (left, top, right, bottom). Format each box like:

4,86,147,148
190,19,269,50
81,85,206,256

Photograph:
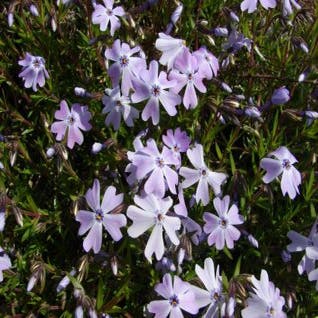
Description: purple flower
18,53,49,92
75,179,126,254
127,194,181,262
147,273,199,317
105,40,146,96
169,49,207,109
191,258,224,318
260,146,301,199
283,0,301,16
102,87,139,130
223,30,252,53
92,0,125,36
155,33,186,70
271,87,290,105
203,196,244,250
51,100,92,149
0,247,11,282
162,128,190,167
241,0,276,13
179,144,227,206
241,270,286,318
193,46,219,80
131,139,179,198
131,60,181,125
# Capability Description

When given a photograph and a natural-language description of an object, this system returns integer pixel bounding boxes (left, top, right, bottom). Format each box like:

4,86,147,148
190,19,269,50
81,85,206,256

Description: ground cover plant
0,0,318,316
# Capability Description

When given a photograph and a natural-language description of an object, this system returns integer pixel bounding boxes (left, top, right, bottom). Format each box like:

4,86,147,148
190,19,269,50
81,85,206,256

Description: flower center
219,218,227,228
95,209,104,221
119,55,129,67
200,168,207,177
151,85,161,97
156,157,165,168
32,58,41,69
187,73,193,81
169,295,179,307
157,213,164,222
282,159,291,169
66,115,75,125
106,9,113,15
266,306,275,317
116,100,123,107
173,145,179,152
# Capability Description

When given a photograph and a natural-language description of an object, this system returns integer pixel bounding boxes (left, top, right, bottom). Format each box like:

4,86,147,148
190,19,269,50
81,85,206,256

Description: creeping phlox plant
1,0,318,316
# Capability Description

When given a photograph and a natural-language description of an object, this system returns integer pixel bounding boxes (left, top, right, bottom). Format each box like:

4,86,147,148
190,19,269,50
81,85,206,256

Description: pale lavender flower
162,128,190,167
241,0,276,13
174,185,188,217
191,257,224,318
18,53,49,92
147,273,199,317
223,30,252,53
283,0,301,16
105,40,146,95
179,144,227,206
308,267,318,290
75,306,84,318
51,100,92,149
169,49,207,109
193,46,219,80
303,111,318,126
155,33,186,70
241,270,286,318
92,0,125,36
181,216,202,246
76,179,126,254
260,146,301,199
203,196,244,250
287,219,318,275
0,247,11,282
131,60,181,125
127,194,181,262
271,87,290,105
102,86,139,130
131,139,179,198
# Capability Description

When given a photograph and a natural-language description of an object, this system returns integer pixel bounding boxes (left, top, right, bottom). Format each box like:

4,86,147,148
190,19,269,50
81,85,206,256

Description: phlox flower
241,270,286,318
147,273,199,317
203,196,244,250
131,60,181,125
132,139,179,198
162,128,190,168
191,258,225,318
92,0,125,36
240,0,276,13
18,53,49,92
223,30,252,53
0,247,11,282
76,179,126,254
193,46,219,80
260,146,301,199
51,100,92,149
271,87,290,105
105,39,146,95
287,219,318,275
127,194,181,262
179,144,227,206
169,49,207,109
102,86,139,130
155,33,186,70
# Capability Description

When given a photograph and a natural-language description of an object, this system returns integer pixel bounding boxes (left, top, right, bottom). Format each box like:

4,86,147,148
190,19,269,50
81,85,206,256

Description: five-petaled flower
131,60,181,125
241,0,277,13
92,0,125,36
179,144,227,206
102,86,139,130
260,146,301,199
76,179,127,254
127,193,181,262
51,100,92,149
203,196,244,250
18,53,49,92
241,270,286,318
147,273,199,317
191,257,225,318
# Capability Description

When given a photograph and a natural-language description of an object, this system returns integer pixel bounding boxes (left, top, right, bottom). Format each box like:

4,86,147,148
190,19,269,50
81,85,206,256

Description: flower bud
27,274,38,292
8,12,14,27
110,256,118,276
46,147,56,158
29,4,39,16
213,27,228,37
230,11,239,22
91,142,105,154
245,106,262,119
74,306,84,318
271,87,290,105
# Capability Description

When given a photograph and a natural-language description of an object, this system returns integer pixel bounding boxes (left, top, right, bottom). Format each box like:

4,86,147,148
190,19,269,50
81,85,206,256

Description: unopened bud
213,27,228,37
221,82,232,93
245,107,261,119
29,4,39,16
27,274,38,292
8,12,14,27
74,306,84,318
230,11,239,22
91,142,105,154
171,3,183,25
110,256,118,276
46,147,56,158
51,17,57,32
